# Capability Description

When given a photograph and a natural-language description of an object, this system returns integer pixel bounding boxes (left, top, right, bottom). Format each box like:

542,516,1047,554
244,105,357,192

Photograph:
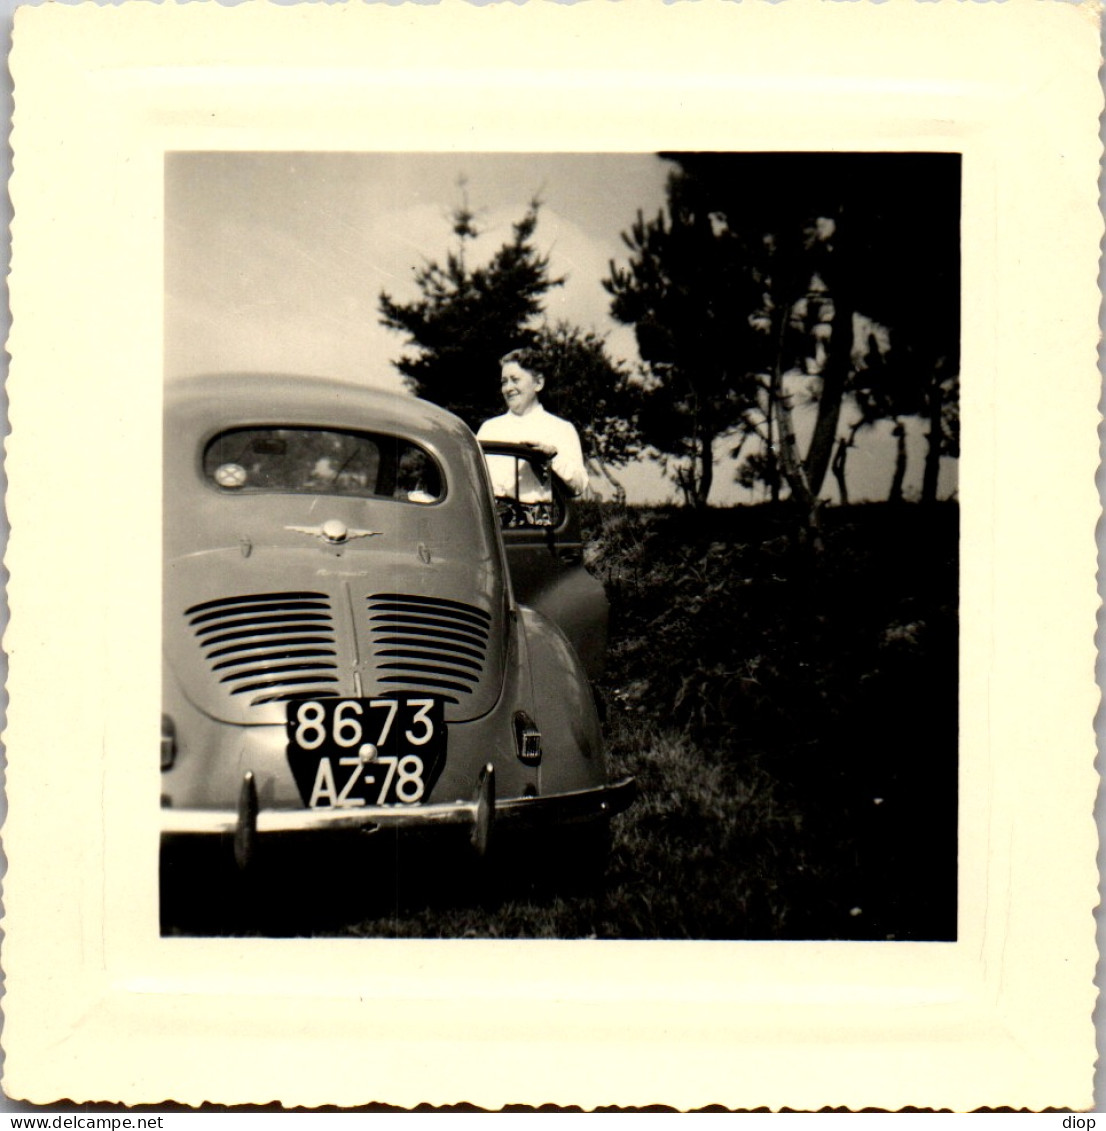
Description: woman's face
500,361,543,416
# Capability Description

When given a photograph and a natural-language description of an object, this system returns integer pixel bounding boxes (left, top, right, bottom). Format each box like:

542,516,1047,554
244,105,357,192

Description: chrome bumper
161,765,637,869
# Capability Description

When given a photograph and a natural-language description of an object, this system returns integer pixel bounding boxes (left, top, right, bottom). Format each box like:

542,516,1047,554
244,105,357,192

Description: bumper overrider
161,765,638,870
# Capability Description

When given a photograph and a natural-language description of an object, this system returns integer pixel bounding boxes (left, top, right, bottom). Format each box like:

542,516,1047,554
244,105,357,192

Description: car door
478,441,609,680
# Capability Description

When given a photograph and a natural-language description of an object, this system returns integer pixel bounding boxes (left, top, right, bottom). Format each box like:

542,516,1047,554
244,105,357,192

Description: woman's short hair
498,347,542,374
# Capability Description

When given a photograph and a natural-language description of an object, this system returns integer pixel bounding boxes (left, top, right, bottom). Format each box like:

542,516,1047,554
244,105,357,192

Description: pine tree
378,197,564,431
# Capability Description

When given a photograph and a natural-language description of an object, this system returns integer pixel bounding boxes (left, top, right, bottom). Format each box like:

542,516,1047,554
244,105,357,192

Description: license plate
285,696,446,809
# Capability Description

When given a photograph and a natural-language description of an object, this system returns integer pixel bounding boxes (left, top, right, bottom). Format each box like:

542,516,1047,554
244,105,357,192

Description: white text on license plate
286,696,444,809
307,752,425,808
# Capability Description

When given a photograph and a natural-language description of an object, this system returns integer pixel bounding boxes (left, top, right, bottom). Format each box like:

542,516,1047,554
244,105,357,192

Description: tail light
513,711,542,766
161,714,177,771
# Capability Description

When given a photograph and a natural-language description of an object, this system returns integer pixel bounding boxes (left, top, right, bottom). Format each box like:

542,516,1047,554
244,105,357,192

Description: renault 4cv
161,373,633,898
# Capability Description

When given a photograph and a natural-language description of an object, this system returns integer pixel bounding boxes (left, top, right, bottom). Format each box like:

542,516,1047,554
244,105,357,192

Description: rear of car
161,374,632,889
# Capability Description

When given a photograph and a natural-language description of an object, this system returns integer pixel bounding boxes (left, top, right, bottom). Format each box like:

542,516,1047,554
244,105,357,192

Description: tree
829,329,902,505
378,196,564,430
530,321,643,501
603,173,764,507
380,192,642,491
609,153,960,512
604,161,853,513
855,165,960,506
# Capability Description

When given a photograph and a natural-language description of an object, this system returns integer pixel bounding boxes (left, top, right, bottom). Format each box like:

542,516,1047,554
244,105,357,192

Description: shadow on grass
161,824,617,939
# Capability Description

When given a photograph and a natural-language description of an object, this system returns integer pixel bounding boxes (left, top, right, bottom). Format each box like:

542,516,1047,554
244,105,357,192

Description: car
161,373,634,901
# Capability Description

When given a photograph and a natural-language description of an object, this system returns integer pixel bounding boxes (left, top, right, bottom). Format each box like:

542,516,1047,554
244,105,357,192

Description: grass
163,499,958,941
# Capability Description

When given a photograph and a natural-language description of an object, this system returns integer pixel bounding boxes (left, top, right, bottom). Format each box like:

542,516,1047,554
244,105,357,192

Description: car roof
166,372,476,449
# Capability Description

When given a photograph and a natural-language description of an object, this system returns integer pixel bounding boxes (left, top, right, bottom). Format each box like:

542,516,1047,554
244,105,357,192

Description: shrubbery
581,499,958,941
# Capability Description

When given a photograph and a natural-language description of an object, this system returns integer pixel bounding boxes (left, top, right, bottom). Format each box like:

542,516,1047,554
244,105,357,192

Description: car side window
484,452,563,530
204,427,443,504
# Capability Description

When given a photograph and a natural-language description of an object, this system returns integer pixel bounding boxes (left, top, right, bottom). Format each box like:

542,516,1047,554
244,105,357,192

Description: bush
582,499,958,940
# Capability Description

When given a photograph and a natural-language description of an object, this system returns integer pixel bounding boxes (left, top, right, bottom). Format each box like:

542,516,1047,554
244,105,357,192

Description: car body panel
165,546,506,726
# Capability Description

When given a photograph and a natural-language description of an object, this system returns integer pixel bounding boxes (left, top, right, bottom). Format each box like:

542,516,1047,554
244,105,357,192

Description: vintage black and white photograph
7,0,1100,1108
160,151,960,942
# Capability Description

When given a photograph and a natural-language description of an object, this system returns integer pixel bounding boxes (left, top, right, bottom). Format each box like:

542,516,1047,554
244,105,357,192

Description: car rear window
203,427,443,504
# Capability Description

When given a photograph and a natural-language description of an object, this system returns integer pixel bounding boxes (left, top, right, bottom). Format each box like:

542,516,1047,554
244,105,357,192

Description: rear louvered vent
186,591,340,706
367,593,490,705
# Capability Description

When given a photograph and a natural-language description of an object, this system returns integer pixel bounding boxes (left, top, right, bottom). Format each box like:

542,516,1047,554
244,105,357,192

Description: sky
165,152,667,388
164,151,957,505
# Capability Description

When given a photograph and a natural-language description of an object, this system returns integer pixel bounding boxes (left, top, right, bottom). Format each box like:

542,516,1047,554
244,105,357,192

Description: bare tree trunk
696,425,714,507
921,374,943,505
831,418,863,506
889,418,907,505
804,306,853,498
774,393,814,505
763,406,781,504
831,436,850,506
674,463,696,508
770,306,822,550
765,362,781,506
773,389,824,550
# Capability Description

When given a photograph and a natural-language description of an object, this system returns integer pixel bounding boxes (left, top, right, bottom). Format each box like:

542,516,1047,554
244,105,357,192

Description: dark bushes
581,499,958,940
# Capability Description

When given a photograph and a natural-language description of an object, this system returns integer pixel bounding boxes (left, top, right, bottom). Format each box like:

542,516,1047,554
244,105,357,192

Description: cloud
166,156,645,391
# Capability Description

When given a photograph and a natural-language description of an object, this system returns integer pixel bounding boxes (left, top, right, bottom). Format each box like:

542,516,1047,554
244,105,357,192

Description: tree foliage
606,153,960,511
378,197,564,431
379,196,641,490
603,174,764,507
531,321,643,471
